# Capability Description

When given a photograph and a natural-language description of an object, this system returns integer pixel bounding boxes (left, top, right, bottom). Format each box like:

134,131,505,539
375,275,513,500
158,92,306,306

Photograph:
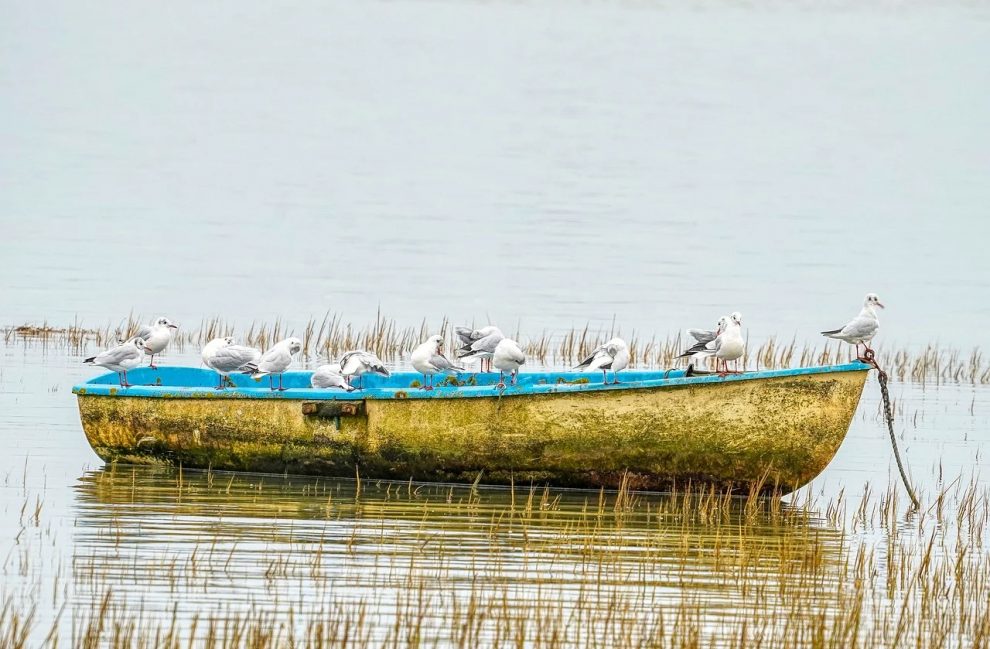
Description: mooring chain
860,349,920,510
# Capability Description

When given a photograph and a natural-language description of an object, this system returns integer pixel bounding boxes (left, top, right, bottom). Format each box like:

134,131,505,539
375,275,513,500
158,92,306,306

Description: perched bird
243,337,303,391
574,337,629,384
685,315,729,372
821,293,884,360
136,316,178,368
311,365,356,391
492,338,526,389
202,337,262,390
411,334,464,390
84,337,147,387
680,319,744,375
455,325,504,373
339,350,390,390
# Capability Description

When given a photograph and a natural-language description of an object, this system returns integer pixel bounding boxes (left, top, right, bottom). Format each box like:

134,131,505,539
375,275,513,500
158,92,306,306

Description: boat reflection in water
71,465,847,644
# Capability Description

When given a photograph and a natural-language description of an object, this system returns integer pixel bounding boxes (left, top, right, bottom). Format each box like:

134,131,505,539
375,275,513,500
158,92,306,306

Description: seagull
202,337,262,390
821,293,884,360
574,337,629,384
685,315,729,372
492,338,526,389
311,365,356,391
411,334,464,390
339,350,390,389
679,317,745,376
136,317,178,369
455,325,504,373
84,337,147,387
243,337,303,391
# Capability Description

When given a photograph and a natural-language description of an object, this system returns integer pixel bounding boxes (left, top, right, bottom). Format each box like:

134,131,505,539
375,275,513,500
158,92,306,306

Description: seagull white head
224,336,235,345
155,316,179,329
731,312,743,326
864,293,885,309
606,338,628,354
132,337,147,351
285,337,303,354
426,334,444,352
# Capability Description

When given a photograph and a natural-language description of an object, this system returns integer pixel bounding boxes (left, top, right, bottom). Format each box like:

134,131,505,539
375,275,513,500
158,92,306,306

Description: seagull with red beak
136,316,179,369
821,293,884,361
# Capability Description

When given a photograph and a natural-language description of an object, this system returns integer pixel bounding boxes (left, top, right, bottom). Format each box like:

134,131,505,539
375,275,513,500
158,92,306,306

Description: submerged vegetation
2,466,990,647
5,313,990,384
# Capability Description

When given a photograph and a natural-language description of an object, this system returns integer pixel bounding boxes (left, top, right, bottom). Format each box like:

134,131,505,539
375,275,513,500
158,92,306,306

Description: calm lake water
2,0,990,345
2,0,990,644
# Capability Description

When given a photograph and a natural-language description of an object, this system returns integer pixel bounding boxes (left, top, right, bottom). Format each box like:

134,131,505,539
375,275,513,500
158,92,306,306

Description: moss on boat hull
76,368,867,493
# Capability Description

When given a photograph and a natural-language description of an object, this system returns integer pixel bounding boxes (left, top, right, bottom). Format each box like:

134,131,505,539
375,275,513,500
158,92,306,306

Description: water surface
2,0,990,644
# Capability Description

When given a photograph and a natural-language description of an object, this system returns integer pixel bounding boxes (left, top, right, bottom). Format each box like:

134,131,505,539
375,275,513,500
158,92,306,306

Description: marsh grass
5,314,990,384
3,465,990,647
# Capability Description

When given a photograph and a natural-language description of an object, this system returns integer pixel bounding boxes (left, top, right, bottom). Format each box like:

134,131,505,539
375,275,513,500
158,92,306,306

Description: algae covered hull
72,364,869,493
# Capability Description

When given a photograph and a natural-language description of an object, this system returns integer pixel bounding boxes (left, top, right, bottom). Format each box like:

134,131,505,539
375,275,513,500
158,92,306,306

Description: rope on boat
861,349,920,510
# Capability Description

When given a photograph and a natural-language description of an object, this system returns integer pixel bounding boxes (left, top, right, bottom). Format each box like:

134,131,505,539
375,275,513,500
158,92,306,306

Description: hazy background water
2,0,990,643
2,0,990,345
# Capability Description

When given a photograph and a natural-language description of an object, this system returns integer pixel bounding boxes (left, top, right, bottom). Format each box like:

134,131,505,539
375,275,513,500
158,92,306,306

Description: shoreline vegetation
4,315,988,385
2,468,989,647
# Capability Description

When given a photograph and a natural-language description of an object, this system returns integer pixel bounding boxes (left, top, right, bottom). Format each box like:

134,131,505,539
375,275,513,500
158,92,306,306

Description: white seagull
136,316,178,368
411,334,465,390
455,325,504,373
680,311,745,374
84,337,147,387
492,338,526,389
311,365,356,391
821,293,884,360
243,337,303,391
574,337,629,384
202,337,262,390
339,350,390,389
679,319,744,376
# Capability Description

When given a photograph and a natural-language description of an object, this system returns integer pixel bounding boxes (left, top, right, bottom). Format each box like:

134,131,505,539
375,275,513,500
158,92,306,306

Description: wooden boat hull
73,364,868,493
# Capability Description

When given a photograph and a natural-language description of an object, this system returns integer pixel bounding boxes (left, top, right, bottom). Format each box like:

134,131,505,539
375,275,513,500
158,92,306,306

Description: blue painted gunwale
72,362,869,400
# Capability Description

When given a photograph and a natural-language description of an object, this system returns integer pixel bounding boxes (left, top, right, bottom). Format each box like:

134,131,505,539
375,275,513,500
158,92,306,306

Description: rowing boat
72,363,869,493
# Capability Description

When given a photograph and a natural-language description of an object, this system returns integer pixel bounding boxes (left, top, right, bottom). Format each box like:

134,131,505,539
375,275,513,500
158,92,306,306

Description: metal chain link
861,349,920,510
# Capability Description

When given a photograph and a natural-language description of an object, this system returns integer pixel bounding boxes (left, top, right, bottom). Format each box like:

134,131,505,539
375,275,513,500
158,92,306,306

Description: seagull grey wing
339,350,366,365
362,352,390,376
212,346,261,373
260,346,292,373
471,330,504,354
687,328,716,344
574,344,607,369
135,325,154,339
678,339,710,358
97,344,140,366
455,327,477,345
840,315,879,340
431,354,464,372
